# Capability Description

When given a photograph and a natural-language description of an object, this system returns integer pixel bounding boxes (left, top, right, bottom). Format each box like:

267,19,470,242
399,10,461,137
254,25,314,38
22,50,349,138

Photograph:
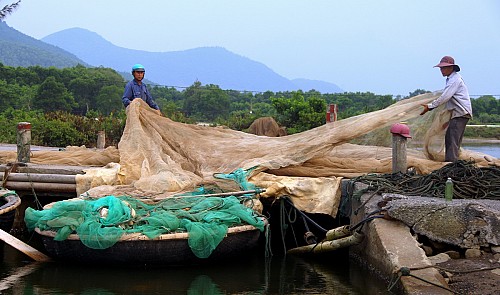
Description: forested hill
0,21,87,68
41,27,343,93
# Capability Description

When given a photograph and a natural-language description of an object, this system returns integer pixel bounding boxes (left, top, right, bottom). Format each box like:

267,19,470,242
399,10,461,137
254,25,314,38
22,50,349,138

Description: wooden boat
35,223,263,266
0,189,21,233
26,189,267,265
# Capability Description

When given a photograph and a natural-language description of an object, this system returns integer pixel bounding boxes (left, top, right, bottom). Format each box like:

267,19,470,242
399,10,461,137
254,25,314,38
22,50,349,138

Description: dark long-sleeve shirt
122,79,159,110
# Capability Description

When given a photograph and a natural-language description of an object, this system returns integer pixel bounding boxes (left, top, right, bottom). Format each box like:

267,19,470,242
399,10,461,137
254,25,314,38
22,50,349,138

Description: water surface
1,242,387,295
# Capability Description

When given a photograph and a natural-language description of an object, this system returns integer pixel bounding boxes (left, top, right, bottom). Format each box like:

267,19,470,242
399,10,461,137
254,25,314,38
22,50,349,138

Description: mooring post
97,130,106,149
390,123,412,173
326,104,338,123
16,122,31,163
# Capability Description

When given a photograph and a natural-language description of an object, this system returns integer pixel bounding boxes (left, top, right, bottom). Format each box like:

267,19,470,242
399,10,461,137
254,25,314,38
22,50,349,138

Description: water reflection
1,245,387,295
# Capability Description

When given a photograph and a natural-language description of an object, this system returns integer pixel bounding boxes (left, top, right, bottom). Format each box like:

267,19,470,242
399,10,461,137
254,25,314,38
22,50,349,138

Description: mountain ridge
42,27,342,93
0,21,88,68
1,23,343,93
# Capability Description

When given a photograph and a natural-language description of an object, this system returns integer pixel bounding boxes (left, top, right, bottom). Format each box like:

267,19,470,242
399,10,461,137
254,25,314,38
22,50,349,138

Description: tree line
0,63,498,147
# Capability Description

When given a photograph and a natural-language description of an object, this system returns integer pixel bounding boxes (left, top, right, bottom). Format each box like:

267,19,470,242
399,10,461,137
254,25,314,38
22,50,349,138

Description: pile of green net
24,169,265,259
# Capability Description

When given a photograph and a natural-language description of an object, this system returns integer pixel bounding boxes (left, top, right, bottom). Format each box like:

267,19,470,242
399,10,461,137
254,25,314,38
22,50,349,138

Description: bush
34,120,83,147
0,109,126,147
464,126,500,139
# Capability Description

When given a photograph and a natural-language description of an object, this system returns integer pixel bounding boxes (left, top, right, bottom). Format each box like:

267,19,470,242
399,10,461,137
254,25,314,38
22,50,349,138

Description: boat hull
0,192,21,233
36,225,262,266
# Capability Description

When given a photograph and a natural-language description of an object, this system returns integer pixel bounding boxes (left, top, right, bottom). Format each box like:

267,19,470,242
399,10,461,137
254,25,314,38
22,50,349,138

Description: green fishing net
24,168,265,258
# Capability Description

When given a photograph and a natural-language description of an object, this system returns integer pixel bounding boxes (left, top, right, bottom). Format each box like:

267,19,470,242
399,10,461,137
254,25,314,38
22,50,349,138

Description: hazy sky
4,0,500,96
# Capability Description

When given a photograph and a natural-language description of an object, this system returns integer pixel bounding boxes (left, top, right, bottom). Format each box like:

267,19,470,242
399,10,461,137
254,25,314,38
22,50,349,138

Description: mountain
0,21,87,68
291,78,343,94
42,28,343,93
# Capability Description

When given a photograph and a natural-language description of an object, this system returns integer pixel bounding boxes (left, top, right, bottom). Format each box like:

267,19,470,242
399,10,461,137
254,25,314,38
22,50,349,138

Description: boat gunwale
35,224,259,241
0,191,21,215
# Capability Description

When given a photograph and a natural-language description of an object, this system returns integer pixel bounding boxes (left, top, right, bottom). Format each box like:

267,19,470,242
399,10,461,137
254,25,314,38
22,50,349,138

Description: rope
349,211,385,232
388,267,459,294
283,197,328,233
1,162,19,189
2,162,43,209
264,223,273,258
353,187,382,216
434,265,500,274
25,166,45,210
279,198,289,253
348,160,500,200
278,196,327,253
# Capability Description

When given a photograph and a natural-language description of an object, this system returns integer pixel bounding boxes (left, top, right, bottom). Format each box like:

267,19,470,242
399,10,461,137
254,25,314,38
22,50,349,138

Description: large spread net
2,92,498,218
6,91,499,256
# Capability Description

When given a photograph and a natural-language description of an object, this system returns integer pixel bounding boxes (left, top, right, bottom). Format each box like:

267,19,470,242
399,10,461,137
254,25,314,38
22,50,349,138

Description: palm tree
0,0,21,20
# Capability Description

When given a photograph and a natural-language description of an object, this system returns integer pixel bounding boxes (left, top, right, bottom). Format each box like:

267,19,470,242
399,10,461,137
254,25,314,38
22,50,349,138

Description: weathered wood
3,182,76,193
16,122,31,163
0,229,52,262
392,134,408,173
97,130,106,149
0,172,76,184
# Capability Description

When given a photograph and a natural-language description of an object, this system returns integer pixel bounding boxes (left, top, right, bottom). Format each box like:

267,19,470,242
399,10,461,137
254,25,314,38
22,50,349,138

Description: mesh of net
2,92,498,221
24,169,265,258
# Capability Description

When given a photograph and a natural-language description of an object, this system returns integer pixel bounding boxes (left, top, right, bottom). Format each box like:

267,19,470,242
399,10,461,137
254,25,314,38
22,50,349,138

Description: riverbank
462,138,500,144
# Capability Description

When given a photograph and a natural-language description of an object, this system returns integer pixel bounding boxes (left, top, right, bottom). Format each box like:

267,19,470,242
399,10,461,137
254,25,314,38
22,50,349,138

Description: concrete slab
349,184,453,294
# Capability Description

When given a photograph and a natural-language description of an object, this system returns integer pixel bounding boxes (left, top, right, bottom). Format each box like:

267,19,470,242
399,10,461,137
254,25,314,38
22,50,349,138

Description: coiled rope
347,160,500,200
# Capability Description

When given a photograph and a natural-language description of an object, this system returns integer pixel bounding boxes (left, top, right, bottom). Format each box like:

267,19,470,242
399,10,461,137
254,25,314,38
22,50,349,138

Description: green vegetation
0,108,125,147
0,63,498,147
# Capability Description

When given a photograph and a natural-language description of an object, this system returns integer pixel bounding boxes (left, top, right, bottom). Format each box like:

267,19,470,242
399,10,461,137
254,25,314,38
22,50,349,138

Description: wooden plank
0,229,52,262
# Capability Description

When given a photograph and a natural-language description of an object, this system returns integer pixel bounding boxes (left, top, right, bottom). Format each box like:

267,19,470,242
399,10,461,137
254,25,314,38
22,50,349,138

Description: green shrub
0,109,126,147
34,120,83,147
464,126,500,139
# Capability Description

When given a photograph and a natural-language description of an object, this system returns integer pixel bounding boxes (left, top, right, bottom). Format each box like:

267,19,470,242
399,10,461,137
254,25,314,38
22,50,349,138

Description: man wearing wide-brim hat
420,56,473,162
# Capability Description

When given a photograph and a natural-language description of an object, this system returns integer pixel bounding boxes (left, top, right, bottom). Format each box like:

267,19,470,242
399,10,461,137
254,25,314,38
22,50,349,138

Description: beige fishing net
1,92,497,216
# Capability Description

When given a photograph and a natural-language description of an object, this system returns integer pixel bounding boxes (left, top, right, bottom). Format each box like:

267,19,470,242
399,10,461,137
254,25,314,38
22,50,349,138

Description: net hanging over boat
25,169,266,258
25,193,265,258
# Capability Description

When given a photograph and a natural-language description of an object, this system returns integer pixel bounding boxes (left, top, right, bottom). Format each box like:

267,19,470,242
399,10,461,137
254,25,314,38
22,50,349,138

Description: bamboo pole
0,229,51,262
151,189,266,202
0,164,87,175
324,225,351,241
287,232,364,255
0,172,76,184
3,182,76,193
190,189,265,197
